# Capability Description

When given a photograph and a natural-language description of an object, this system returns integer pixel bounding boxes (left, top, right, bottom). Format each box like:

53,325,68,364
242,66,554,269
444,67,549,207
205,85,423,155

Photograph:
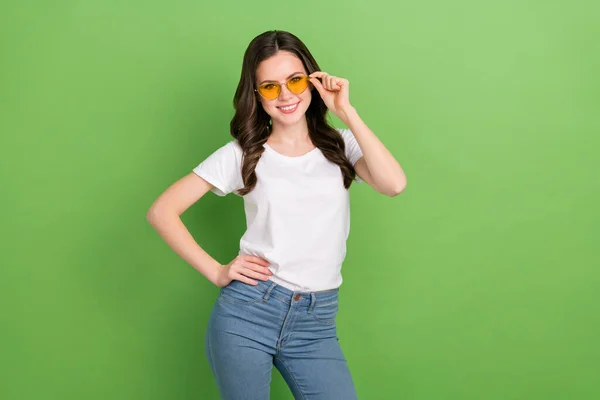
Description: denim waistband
226,278,339,309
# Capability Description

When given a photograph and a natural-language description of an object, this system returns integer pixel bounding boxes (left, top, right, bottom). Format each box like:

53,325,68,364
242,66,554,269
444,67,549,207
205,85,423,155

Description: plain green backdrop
1,0,599,399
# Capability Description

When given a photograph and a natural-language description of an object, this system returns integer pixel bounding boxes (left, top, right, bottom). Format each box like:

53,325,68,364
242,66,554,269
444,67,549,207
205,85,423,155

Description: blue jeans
205,278,358,399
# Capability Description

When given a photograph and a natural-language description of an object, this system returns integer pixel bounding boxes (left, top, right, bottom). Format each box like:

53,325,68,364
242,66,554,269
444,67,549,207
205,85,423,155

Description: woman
147,30,406,399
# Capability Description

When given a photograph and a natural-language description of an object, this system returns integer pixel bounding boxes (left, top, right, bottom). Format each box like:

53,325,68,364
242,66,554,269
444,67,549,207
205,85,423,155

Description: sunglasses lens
287,76,309,94
258,83,280,100
257,76,309,100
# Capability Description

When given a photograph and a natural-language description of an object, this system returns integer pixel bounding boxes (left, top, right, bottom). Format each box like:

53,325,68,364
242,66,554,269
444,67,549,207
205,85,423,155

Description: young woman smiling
147,30,406,399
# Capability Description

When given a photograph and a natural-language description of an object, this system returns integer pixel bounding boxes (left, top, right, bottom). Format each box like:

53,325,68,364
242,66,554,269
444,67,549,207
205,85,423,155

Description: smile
277,102,300,113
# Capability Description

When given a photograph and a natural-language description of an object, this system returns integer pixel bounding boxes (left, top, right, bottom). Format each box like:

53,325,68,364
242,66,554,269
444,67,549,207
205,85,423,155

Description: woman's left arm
309,71,407,197
340,106,407,197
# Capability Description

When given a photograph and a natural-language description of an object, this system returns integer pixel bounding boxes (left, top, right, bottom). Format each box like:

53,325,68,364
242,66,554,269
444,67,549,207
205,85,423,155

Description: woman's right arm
146,173,224,285
145,173,271,287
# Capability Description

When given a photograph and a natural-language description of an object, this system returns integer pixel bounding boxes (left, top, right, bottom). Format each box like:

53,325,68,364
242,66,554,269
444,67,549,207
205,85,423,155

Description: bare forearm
340,106,407,193
146,208,221,285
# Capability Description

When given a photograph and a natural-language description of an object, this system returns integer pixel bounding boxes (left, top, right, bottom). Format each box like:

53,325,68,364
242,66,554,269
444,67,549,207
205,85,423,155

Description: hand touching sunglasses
255,71,353,123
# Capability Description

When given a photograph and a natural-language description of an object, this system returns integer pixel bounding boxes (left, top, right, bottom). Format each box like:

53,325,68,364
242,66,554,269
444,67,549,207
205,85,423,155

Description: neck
269,117,310,144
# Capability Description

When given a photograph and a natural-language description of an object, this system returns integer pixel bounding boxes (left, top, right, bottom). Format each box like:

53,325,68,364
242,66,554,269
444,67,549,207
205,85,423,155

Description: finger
339,78,349,96
244,255,270,267
243,262,272,276
231,261,265,276
230,269,258,285
327,75,335,90
335,78,344,90
309,76,327,96
321,74,329,90
332,76,342,91
330,76,339,91
234,261,271,278
241,268,270,281
309,71,328,78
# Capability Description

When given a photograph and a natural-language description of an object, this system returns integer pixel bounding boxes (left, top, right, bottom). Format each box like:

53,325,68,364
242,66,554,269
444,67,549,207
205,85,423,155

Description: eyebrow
258,71,304,85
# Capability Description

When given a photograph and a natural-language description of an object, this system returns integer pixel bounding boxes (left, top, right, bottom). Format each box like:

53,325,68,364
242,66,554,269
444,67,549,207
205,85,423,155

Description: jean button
294,294,301,301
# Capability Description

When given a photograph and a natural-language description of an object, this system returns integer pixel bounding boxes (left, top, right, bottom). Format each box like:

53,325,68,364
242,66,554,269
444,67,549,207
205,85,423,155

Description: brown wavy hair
229,30,359,196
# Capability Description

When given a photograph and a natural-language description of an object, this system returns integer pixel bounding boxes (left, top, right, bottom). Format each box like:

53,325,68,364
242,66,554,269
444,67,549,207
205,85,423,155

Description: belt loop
309,292,316,312
264,281,277,301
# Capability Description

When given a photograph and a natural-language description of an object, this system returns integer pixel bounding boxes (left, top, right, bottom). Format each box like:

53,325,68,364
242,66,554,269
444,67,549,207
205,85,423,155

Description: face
255,51,312,128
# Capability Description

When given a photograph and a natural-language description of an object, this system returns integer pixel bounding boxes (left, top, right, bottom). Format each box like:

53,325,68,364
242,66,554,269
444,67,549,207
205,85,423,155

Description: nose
278,84,294,101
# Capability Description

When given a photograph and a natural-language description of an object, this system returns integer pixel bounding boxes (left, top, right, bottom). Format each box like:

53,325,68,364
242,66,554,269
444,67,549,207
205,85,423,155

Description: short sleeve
338,128,364,183
192,140,244,196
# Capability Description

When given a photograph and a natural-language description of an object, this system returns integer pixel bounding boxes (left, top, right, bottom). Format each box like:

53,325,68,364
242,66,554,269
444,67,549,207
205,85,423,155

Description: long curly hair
230,30,359,196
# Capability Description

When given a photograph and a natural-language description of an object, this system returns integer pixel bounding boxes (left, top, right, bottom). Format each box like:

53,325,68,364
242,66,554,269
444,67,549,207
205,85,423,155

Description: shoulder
214,139,243,162
334,127,360,147
334,127,347,137
230,139,243,152
335,127,356,142
221,139,242,152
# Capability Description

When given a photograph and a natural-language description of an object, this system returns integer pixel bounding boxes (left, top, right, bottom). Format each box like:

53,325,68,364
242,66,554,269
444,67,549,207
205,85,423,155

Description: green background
2,0,599,399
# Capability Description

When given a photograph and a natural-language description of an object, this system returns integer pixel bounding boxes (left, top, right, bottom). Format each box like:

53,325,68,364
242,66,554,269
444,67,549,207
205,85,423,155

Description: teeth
279,103,298,111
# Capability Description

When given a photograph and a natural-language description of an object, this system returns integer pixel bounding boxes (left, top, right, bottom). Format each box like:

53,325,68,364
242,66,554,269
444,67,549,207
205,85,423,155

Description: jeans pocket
308,299,338,325
218,280,265,305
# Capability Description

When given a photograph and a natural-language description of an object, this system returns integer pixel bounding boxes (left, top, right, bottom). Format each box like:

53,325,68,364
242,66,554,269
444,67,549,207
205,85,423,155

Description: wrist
338,105,357,124
211,263,225,287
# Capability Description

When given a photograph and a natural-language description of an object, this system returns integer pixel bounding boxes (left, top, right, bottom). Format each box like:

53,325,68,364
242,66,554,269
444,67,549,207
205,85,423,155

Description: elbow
388,179,407,197
146,204,168,226
146,203,180,226
146,206,159,226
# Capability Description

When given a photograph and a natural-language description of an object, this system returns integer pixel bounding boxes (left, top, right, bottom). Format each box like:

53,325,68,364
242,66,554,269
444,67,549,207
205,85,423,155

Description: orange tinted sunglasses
255,75,312,100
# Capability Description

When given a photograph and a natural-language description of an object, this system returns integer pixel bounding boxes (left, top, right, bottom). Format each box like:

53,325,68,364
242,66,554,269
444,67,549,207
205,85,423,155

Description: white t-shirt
192,128,363,292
